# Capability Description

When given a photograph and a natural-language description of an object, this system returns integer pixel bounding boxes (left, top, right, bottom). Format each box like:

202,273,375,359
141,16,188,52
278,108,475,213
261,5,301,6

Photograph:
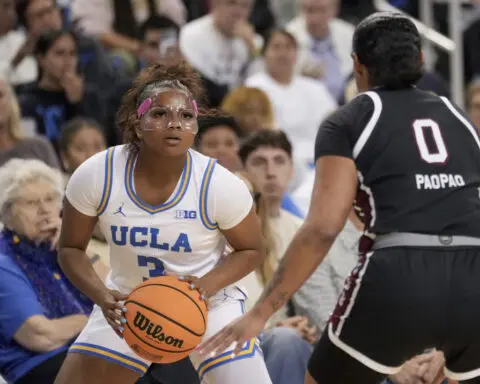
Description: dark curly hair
353,12,424,89
117,60,205,153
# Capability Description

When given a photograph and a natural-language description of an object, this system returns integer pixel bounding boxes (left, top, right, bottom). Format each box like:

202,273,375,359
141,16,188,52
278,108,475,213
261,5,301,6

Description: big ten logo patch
175,210,197,220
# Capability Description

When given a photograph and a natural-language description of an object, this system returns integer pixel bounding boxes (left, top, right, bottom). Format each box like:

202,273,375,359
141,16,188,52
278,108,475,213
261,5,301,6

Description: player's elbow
305,219,344,246
247,240,268,272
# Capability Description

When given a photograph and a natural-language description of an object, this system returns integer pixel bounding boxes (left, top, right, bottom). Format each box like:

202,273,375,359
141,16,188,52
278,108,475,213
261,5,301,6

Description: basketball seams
127,282,207,329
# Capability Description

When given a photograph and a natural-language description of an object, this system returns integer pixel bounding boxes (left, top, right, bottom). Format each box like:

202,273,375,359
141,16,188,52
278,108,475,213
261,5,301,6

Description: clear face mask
137,91,199,134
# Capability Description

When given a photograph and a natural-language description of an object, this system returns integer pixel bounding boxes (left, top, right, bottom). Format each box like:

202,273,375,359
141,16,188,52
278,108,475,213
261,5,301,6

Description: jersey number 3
413,119,448,164
137,255,165,282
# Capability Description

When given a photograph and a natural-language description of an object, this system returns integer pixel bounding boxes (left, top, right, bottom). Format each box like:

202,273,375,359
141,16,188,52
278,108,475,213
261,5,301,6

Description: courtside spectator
196,115,244,172
0,159,99,383
17,29,104,154
286,0,354,102
0,75,58,168
70,0,185,74
221,86,275,132
0,0,37,85
180,0,260,107
246,29,336,169
14,0,117,91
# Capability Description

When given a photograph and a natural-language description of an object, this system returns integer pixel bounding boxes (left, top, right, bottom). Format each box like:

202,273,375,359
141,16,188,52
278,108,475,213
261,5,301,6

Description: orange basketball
123,276,208,364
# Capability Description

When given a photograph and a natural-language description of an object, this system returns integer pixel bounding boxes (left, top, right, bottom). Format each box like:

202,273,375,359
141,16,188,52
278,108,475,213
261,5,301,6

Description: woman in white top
245,29,337,170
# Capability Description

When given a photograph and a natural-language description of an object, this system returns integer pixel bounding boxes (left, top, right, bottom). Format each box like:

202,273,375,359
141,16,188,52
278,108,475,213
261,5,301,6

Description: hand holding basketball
178,275,213,300
99,289,128,338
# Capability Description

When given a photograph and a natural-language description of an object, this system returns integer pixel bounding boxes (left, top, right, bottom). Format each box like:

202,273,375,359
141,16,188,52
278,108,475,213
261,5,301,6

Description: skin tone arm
58,200,108,303
58,200,126,336
14,314,88,353
254,156,357,318
198,155,358,355
98,32,140,55
180,208,266,299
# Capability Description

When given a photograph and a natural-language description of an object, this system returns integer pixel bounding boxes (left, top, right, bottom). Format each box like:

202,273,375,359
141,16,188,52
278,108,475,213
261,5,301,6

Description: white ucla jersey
66,145,253,293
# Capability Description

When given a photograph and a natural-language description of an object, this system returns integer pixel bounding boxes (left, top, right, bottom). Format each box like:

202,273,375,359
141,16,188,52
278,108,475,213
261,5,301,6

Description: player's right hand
197,308,267,357
99,290,128,339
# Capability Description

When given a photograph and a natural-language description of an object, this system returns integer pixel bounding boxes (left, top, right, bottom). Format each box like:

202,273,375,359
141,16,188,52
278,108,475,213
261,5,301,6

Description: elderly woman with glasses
0,159,105,384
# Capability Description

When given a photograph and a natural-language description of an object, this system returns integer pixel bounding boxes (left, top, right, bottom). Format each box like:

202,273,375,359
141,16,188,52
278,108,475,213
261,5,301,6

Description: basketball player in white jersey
54,61,272,384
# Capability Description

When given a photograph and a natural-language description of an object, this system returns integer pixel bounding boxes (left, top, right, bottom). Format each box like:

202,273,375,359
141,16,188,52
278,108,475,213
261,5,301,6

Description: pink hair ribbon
137,98,153,117
192,100,198,117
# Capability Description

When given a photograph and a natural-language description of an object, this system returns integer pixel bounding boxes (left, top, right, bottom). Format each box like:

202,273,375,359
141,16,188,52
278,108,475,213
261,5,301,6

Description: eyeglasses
140,106,199,133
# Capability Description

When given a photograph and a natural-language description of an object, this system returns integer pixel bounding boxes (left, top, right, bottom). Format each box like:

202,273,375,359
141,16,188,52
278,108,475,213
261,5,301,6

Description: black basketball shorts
308,247,480,384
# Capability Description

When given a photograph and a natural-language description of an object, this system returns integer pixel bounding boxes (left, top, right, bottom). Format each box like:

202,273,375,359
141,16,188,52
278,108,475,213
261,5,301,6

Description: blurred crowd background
0,0,479,383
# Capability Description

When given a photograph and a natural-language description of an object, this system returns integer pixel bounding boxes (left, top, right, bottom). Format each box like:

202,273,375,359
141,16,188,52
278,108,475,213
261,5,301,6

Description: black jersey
315,87,480,237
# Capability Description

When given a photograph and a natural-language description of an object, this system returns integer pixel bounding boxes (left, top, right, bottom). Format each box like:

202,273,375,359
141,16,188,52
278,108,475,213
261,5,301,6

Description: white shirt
0,30,37,85
66,145,253,293
245,72,337,166
287,16,354,78
180,15,254,88
71,0,187,35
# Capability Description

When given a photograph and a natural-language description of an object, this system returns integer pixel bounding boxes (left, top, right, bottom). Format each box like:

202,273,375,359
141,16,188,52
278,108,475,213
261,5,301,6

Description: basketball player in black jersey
198,12,480,384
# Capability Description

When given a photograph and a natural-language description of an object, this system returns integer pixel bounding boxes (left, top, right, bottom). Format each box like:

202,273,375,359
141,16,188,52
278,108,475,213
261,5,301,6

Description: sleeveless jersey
315,87,480,239
75,145,238,292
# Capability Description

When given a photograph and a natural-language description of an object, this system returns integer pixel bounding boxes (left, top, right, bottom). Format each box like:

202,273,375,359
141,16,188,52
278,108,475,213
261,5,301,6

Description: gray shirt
0,136,60,169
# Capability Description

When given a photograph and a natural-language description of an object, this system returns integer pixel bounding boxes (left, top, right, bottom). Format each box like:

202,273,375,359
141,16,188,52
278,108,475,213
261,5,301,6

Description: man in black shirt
198,12,480,384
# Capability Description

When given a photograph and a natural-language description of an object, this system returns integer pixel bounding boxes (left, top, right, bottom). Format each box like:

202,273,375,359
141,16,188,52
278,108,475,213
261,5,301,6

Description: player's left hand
417,350,446,384
178,275,214,301
197,308,267,357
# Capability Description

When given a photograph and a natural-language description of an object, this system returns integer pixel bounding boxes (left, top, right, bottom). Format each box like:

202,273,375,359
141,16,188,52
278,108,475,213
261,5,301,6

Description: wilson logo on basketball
133,311,184,348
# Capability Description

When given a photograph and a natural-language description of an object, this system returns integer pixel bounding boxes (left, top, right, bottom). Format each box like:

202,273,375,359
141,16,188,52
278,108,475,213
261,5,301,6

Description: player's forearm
200,249,265,297
99,32,140,54
253,223,337,321
59,247,110,305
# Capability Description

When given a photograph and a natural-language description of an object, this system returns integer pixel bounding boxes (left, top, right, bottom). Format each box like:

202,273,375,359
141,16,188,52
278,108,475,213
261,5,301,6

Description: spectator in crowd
221,86,275,132
235,171,313,384
0,75,59,168
0,159,100,384
0,0,37,85
180,0,260,107
237,130,314,327
70,0,186,74
195,116,303,217
286,0,354,102
467,80,480,133
17,29,104,154
246,29,336,169
58,117,106,177
196,115,244,172
57,117,110,269
105,14,182,145
13,0,117,91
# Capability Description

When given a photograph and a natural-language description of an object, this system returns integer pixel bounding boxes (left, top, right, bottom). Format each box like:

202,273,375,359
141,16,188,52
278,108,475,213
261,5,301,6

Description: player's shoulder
74,145,127,175
325,91,377,127
180,14,213,39
189,150,245,192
